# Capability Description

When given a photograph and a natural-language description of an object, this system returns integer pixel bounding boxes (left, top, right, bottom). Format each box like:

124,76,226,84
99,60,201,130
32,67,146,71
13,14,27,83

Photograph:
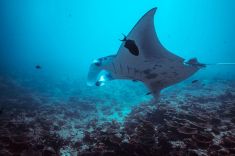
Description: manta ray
87,7,205,101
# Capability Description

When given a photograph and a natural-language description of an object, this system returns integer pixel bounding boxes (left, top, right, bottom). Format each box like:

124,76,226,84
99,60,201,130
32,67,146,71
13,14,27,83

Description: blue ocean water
1,0,235,77
0,0,235,155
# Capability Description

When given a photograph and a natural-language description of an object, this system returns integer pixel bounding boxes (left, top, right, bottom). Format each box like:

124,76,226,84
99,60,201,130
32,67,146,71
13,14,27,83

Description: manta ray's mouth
95,70,113,86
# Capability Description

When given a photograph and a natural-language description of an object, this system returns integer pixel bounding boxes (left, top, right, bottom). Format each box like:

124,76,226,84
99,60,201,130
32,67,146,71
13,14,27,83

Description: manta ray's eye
93,59,102,66
123,39,139,56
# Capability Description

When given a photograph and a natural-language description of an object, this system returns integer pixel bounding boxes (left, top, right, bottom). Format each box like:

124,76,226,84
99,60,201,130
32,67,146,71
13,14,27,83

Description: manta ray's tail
207,63,235,65
184,58,235,68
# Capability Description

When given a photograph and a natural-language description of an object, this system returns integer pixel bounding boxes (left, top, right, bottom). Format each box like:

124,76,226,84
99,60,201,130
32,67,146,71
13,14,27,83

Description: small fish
120,34,139,56
192,80,199,83
145,92,152,95
35,65,41,69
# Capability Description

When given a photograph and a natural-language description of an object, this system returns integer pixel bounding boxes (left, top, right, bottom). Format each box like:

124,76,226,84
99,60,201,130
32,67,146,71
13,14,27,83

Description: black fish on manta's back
120,34,139,56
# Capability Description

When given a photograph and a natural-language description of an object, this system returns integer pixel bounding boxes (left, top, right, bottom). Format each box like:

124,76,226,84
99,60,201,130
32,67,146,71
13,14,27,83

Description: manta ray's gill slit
134,68,140,77
119,64,123,73
112,62,117,74
127,65,130,74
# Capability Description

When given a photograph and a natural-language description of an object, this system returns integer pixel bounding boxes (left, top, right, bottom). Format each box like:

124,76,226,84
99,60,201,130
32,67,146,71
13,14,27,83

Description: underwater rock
136,121,156,146
86,119,98,129
221,135,235,148
21,149,42,156
0,149,12,156
183,138,197,149
43,147,57,156
145,105,170,124
208,144,222,155
124,119,139,135
79,151,102,156
102,151,116,156
210,148,230,156
223,109,235,118
190,121,212,130
210,117,221,125
186,149,199,156
165,119,182,131
157,134,172,155
8,134,32,154
177,111,208,124
82,131,94,144
177,126,198,137
219,90,235,101
169,150,185,156
192,132,213,148
118,142,137,156
231,117,235,124
99,136,120,151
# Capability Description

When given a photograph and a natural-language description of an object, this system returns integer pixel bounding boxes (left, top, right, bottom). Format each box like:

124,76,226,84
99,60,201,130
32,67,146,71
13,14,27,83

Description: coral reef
0,76,235,155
